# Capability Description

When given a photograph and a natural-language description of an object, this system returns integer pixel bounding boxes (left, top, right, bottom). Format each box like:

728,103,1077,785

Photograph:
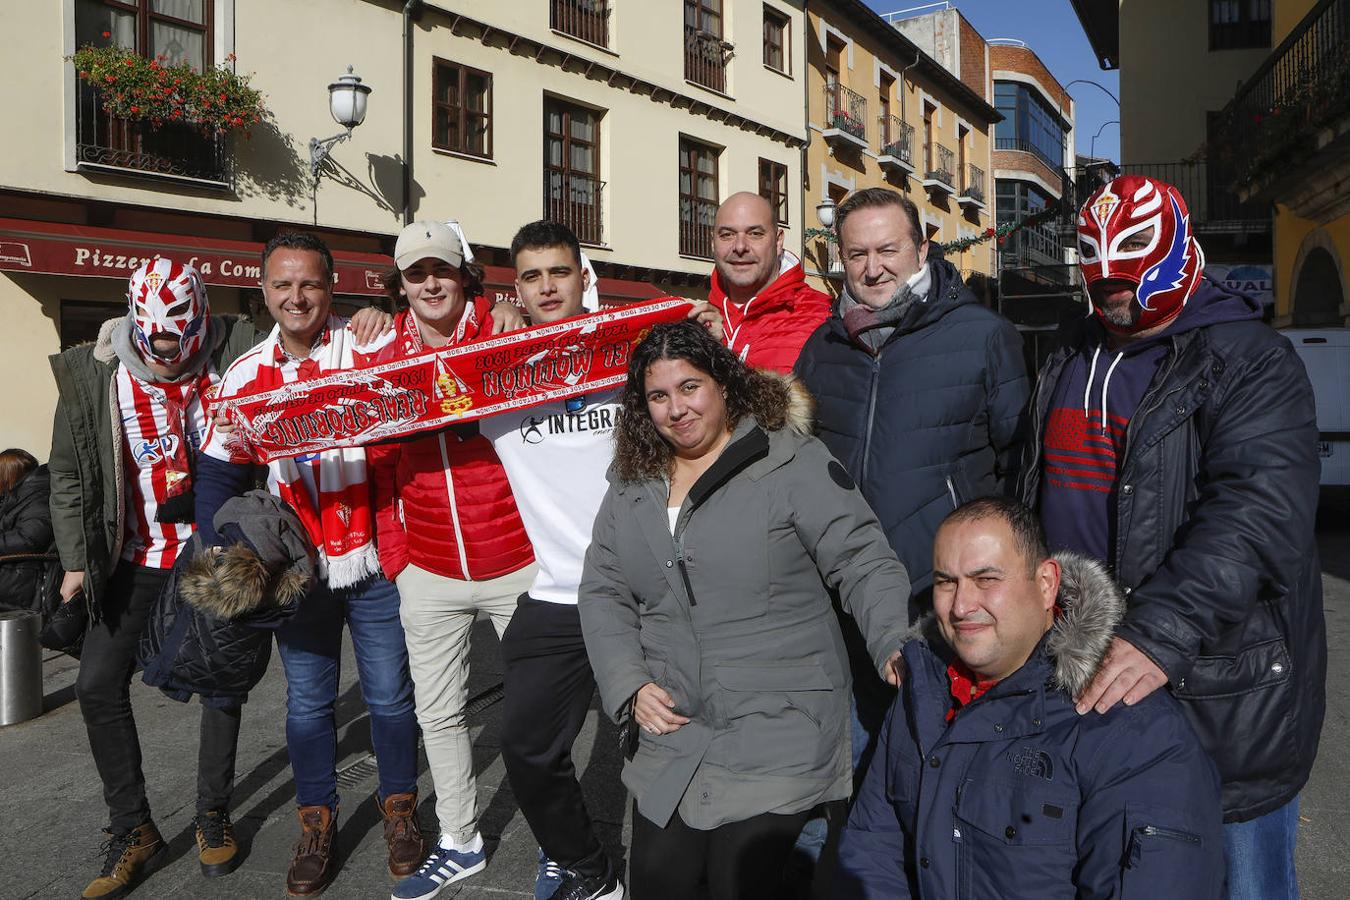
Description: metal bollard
0,610,43,726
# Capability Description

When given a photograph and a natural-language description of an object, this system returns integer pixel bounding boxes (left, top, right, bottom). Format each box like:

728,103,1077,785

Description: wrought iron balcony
1119,161,1270,232
923,143,956,194
75,84,230,185
878,116,915,173
685,27,731,93
545,169,605,246
958,163,986,207
823,84,868,150
1214,0,1349,197
552,0,610,48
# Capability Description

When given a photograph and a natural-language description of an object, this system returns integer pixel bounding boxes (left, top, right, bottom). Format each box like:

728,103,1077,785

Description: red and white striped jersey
116,363,219,569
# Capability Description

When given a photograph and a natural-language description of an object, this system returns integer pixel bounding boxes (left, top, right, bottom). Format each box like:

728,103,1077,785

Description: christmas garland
804,202,1064,254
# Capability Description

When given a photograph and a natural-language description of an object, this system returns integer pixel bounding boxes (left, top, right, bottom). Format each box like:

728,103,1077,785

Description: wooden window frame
432,57,493,160
679,137,720,259
1209,0,1271,50
762,5,790,75
544,97,604,245
79,0,214,66
758,158,789,226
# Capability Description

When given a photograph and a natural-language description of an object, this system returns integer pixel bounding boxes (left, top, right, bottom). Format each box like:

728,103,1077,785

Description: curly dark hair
378,260,487,308
613,320,788,483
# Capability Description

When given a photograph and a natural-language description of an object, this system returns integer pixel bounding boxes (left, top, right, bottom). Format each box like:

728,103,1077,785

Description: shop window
60,300,124,350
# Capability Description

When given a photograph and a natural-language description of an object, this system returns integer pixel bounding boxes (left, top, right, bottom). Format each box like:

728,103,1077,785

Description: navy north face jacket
795,257,1028,618
834,554,1224,900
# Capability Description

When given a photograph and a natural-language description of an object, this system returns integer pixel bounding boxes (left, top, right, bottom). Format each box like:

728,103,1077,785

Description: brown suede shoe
286,805,337,897
194,809,240,878
81,821,166,899
380,791,427,877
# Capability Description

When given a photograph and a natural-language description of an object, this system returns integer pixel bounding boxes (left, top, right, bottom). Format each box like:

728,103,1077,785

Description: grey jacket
579,382,911,830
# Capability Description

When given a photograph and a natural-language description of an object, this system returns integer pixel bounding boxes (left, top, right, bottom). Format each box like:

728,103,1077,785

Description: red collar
273,324,332,364
945,659,1001,722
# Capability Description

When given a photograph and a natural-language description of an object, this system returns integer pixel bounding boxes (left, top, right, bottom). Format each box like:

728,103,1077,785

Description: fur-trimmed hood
178,490,316,621
763,370,815,436
94,313,230,382
910,551,1126,698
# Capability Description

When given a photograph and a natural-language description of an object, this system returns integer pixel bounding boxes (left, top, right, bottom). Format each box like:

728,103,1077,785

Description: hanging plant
71,44,266,134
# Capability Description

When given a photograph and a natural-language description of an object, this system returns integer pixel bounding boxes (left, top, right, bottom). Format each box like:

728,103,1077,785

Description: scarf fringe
320,544,382,589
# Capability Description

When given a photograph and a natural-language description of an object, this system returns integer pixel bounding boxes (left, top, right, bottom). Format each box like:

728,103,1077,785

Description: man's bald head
713,192,785,303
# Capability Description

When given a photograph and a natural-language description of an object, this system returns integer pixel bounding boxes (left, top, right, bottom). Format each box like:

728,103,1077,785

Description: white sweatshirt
479,388,620,604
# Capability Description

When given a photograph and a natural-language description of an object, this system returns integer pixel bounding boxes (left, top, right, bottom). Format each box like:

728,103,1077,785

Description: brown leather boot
194,809,239,878
380,791,427,877
286,805,337,897
81,821,166,899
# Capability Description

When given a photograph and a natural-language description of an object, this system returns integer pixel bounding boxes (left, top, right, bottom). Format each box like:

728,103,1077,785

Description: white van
1284,329,1350,486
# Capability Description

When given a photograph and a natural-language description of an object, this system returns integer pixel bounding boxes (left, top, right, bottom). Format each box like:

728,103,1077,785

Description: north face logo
1010,747,1055,781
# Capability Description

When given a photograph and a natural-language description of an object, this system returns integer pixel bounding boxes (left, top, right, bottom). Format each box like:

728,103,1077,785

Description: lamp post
815,196,837,228
1064,78,1120,108
1089,119,1120,164
309,66,372,179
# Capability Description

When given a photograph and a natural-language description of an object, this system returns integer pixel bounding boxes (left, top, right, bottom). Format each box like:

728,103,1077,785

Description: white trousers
395,561,537,841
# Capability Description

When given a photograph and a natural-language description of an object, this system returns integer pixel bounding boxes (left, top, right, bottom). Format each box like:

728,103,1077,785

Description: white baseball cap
394,220,463,270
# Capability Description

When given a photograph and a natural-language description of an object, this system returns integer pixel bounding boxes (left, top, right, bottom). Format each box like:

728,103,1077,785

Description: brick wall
990,45,1071,113
958,13,989,101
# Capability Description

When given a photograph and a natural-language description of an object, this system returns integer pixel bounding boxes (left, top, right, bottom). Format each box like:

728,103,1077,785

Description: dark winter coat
0,465,57,612
795,257,1029,613
139,490,314,708
48,314,261,619
579,380,911,830
835,554,1225,899
1018,280,1326,822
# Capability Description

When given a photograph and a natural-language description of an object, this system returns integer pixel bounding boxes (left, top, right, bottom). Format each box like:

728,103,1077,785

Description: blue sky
863,0,1120,162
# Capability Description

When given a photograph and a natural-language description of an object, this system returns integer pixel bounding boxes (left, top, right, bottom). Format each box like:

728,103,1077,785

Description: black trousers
75,563,242,832
630,804,814,900
499,595,606,875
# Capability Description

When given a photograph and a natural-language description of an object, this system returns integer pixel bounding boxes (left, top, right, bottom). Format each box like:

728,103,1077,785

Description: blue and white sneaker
534,847,564,900
391,840,486,900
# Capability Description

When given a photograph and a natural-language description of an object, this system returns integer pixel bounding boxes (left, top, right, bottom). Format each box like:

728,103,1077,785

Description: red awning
0,217,669,306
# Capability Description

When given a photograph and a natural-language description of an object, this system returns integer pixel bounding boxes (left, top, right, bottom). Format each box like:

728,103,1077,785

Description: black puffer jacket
795,257,1029,614
0,465,57,612
139,491,314,709
1019,281,1326,822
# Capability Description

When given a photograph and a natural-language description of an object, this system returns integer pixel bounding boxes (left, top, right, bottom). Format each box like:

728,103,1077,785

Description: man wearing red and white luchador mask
1018,174,1326,899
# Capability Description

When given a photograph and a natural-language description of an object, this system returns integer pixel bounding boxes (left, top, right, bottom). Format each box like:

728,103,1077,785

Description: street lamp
309,65,372,179
1089,119,1120,163
1064,78,1120,108
815,196,837,228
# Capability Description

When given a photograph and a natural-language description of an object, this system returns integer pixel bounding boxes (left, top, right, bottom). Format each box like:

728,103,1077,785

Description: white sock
439,832,483,853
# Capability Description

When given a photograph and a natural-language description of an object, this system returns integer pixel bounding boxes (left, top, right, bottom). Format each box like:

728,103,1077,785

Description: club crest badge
335,502,352,528
1091,189,1119,227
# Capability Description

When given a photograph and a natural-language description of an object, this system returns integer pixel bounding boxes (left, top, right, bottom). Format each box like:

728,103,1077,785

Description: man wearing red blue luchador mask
1019,174,1325,899
1077,174,1205,335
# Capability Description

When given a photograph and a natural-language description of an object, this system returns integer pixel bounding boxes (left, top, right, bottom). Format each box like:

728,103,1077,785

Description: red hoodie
367,302,534,582
710,251,832,373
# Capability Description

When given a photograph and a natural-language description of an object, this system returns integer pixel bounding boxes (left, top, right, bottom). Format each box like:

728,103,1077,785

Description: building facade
803,1,999,293
1070,0,1275,313
0,0,809,458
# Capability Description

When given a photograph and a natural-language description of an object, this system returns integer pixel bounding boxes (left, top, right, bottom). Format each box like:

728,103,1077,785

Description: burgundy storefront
0,216,668,345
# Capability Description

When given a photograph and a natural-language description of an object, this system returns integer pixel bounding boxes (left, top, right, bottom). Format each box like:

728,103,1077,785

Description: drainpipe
801,0,810,265
402,0,423,225
899,48,920,121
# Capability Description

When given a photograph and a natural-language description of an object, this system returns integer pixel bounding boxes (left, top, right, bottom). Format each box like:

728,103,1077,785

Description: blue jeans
1224,796,1300,900
275,572,417,810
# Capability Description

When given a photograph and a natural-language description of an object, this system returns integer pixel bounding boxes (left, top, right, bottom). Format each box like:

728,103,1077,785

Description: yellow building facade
802,1,999,294
0,0,809,458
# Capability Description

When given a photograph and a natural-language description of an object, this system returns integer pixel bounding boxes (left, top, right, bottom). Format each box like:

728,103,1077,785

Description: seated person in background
834,496,1224,899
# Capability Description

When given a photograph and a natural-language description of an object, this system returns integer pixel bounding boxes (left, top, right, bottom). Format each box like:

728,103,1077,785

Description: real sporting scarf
218,298,693,464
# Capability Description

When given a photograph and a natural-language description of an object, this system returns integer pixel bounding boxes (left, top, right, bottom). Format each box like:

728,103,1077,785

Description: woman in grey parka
579,321,911,900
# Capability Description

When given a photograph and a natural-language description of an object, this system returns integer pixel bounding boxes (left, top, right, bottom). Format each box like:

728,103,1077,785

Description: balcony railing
552,0,610,48
685,27,730,93
76,84,230,184
1117,161,1270,231
925,143,955,187
544,169,605,245
878,115,914,165
1214,0,1349,191
961,163,986,203
994,135,1065,172
825,84,867,141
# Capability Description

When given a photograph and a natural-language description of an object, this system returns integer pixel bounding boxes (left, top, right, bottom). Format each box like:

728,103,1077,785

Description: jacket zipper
1125,824,1201,868
437,432,472,580
859,347,885,485
673,516,697,606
